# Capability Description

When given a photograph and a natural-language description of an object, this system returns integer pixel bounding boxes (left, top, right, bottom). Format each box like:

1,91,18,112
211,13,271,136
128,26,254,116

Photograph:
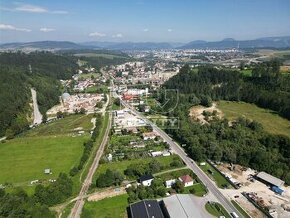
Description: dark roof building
128,200,164,218
139,174,154,183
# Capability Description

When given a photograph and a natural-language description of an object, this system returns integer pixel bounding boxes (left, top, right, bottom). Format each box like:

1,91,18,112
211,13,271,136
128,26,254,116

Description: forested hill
164,62,290,120
0,52,78,138
162,62,290,184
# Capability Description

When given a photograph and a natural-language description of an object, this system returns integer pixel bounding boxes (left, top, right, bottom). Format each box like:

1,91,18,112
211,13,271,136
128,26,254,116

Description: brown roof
179,175,193,183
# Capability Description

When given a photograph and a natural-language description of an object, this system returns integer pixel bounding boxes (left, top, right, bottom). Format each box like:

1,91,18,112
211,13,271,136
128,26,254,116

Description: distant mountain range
1,36,290,51
180,36,290,49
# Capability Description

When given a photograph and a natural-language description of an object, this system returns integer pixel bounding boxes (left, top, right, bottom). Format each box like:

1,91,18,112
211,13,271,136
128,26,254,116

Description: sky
0,0,290,43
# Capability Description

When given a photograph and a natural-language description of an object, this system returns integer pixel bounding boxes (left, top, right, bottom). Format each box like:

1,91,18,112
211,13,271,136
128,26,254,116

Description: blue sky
0,0,290,43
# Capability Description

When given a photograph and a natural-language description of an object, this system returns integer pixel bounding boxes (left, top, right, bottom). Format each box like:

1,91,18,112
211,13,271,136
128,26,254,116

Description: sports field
218,101,290,137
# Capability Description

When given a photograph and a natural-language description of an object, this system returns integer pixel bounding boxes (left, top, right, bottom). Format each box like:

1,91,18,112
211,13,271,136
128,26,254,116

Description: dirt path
31,88,43,125
87,187,126,201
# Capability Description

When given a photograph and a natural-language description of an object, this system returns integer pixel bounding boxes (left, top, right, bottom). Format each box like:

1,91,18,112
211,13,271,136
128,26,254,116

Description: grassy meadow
81,194,128,218
0,114,95,189
218,101,290,137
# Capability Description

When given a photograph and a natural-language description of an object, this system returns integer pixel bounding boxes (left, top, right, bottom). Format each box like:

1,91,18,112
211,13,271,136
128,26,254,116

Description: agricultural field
218,101,290,137
0,114,95,189
81,194,128,218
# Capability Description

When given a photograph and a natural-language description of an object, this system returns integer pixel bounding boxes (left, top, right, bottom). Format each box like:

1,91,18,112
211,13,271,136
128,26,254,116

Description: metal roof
162,194,207,218
129,200,164,218
256,171,284,187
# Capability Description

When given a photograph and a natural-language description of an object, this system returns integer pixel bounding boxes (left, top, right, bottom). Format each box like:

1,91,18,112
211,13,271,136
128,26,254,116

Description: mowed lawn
0,135,86,185
218,101,290,137
81,194,128,218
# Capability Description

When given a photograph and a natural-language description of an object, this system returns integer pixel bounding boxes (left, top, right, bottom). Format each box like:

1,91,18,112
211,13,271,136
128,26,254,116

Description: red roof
179,175,193,183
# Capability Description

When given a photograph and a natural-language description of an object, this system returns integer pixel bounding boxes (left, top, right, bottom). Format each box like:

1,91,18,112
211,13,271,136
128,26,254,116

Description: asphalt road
119,98,244,218
31,88,43,125
69,109,112,218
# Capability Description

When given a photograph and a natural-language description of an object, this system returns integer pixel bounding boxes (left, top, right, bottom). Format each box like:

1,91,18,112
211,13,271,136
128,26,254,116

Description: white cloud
112,33,123,38
1,3,68,14
40,27,55,32
0,24,31,32
15,4,47,13
143,28,149,32
167,29,173,32
89,32,106,37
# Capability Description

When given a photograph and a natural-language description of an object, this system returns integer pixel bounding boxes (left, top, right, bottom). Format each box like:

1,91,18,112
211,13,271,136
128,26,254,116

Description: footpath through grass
81,194,128,218
218,101,290,137
205,202,231,218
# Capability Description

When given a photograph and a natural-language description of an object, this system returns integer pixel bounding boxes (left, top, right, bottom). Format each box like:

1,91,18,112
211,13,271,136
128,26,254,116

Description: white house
179,175,194,187
139,175,154,186
142,132,157,140
165,179,176,188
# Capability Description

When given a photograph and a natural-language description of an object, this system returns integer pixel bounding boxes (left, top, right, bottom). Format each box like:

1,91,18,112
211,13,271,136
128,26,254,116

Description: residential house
179,175,194,187
139,174,154,186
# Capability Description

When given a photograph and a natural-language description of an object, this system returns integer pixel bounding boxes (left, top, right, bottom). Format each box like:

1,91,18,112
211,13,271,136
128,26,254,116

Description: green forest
0,52,78,138
162,62,290,184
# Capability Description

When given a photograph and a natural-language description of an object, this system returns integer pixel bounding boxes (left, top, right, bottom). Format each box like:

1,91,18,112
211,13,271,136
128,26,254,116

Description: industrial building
256,172,285,187
161,194,208,218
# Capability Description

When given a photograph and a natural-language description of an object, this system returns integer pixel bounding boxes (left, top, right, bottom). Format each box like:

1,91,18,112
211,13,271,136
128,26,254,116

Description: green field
24,114,94,137
93,155,182,182
0,114,96,188
81,194,128,218
0,135,85,185
231,200,251,218
205,202,231,218
218,101,290,137
78,72,100,80
199,163,232,189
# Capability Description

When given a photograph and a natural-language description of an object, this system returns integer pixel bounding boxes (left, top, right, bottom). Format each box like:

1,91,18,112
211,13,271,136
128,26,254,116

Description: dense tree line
0,173,72,217
96,169,124,188
162,63,290,184
0,188,54,218
0,52,78,137
34,173,73,206
164,61,290,120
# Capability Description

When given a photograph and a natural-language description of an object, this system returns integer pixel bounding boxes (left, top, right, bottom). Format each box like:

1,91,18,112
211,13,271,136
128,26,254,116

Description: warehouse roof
129,200,164,218
162,194,205,218
256,172,284,187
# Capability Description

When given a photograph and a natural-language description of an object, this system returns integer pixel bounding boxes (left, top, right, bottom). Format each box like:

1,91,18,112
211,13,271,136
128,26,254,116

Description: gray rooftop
162,194,209,218
256,171,284,187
